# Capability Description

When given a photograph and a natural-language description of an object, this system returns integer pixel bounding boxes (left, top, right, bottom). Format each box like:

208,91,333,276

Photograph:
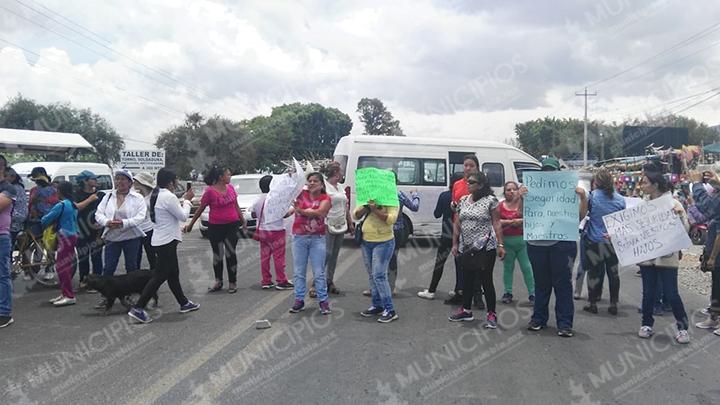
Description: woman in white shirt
95,170,147,276
318,162,353,295
128,168,198,324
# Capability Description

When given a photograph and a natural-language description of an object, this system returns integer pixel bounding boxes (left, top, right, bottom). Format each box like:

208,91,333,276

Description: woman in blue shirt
582,169,626,315
41,181,79,307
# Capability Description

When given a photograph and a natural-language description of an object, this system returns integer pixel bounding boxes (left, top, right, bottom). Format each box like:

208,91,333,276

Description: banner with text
523,171,579,241
263,158,305,224
355,168,399,207
603,194,691,267
120,149,165,175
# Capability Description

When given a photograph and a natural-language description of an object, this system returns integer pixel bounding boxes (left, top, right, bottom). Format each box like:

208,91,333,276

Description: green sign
355,168,399,207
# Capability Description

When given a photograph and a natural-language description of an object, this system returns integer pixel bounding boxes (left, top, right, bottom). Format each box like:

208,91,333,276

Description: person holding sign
522,157,587,338
448,171,505,328
636,164,690,343
582,169,625,316
289,172,332,315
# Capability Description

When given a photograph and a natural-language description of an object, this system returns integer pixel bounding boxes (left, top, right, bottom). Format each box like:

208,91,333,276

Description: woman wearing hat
133,172,157,272
95,169,147,276
73,170,105,288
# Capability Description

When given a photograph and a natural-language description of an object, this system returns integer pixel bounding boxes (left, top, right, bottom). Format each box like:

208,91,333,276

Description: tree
356,98,404,136
0,94,125,164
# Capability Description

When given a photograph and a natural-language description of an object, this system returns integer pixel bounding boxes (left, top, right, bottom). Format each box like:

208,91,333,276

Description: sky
1,0,720,152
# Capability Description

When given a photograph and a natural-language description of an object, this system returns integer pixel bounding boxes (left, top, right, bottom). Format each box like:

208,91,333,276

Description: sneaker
417,290,435,300
448,308,474,322
128,308,152,324
696,317,720,329
448,290,456,298
378,310,398,323
528,294,535,304
360,306,384,317
289,299,305,313
675,329,690,344
261,282,275,290
362,290,371,297
558,329,574,338
179,301,200,313
275,281,294,290
443,294,463,305
53,297,76,306
527,320,545,331
638,326,653,339
583,303,598,314
714,328,720,337
43,271,55,281
501,293,513,304
79,281,88,290
49,295,64,303
0,316,13,328
485,312,497,329
700,307,711,316
319,301,331,315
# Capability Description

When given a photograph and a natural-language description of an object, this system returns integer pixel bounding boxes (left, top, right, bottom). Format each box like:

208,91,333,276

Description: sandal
309,287,317,298
228,283,237,294
208,282,223,293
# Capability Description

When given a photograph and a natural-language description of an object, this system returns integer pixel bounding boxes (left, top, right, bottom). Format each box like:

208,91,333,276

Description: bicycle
10,230,58,287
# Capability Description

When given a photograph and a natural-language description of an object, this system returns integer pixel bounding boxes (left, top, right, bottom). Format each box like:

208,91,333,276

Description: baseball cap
541,156,561,171
76,170,98,182
114,169,134,182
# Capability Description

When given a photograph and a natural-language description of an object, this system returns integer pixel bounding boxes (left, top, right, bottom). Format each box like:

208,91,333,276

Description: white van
11,162,114,192
333,135,541,243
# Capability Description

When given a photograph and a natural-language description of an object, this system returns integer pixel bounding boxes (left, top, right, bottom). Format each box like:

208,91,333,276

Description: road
2,232,720,405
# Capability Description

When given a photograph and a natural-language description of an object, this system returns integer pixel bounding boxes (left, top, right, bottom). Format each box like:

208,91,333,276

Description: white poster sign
120,149,165,175
603,195,691,267
263,158,305,224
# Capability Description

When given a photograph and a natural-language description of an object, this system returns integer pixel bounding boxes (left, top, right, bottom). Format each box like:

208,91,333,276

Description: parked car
199,174,274,238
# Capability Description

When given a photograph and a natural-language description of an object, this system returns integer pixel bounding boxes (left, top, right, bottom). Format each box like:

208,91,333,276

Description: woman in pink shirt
186,166,245,293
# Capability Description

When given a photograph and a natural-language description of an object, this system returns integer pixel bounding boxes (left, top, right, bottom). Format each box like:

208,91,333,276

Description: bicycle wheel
25,240,58,287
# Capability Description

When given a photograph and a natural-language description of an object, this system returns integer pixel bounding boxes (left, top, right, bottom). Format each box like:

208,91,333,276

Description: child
41,181,79,306
251,175,294,290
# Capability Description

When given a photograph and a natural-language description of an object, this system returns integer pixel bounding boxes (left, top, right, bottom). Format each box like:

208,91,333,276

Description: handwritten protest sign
603,194,691,267
523,171,579,241
263,158,305,224
355,168,399,207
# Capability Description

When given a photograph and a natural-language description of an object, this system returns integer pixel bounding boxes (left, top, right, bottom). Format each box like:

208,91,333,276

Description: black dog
86,271,158,314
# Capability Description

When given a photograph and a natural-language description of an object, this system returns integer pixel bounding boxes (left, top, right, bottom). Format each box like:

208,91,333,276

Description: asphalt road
2,232,720,405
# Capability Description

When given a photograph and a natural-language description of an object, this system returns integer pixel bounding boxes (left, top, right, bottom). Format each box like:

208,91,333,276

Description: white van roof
0,128,94,153
11,162,112,176
337,135,537,160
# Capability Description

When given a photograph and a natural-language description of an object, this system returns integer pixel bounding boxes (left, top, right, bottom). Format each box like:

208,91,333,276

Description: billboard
120,149,165,175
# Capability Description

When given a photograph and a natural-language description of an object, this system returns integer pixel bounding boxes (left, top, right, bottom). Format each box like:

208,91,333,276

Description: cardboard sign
523,171,580,241
355,168,399,207
603,194,692,267
263,158,305,224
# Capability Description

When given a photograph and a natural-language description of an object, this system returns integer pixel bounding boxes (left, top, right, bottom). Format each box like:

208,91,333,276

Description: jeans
584,239,620,304
260,230,288,284
361,239,395,312
502,235,534,295
528,241,577,330
292,235,327,302
136,240,188,308
0,235,12,317
103,237,142,276
57,234,78,299
640,265,689,330
460,249,497,312
137,230,156,271
324,231,344,285
208,222,239,284
76,235,103,282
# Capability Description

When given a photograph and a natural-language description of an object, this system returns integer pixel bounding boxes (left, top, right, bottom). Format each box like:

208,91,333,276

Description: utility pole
600,131,604,161
576,87,597,166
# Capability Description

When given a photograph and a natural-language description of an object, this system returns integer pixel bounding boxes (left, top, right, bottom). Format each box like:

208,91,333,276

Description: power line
585,21,720,89
29,0,111,45
669,89,720,115
14,0,206,98
0,4,204,103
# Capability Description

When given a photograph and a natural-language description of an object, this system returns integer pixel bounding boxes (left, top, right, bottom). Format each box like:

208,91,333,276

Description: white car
199,174,274,238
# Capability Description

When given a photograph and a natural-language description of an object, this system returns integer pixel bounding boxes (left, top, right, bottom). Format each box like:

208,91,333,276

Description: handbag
354,214,367,244
327,215,348,235
42,202,65,251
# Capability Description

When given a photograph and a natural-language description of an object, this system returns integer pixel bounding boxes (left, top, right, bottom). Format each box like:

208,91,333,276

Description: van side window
514,162,541,184
482,163,504,187
422,159,446,186
54,176,65,182
358,156,419,185
449,151,475,177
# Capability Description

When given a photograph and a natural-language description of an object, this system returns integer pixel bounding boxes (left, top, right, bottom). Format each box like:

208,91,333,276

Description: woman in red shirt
289,172,331,315
498,181,534,305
